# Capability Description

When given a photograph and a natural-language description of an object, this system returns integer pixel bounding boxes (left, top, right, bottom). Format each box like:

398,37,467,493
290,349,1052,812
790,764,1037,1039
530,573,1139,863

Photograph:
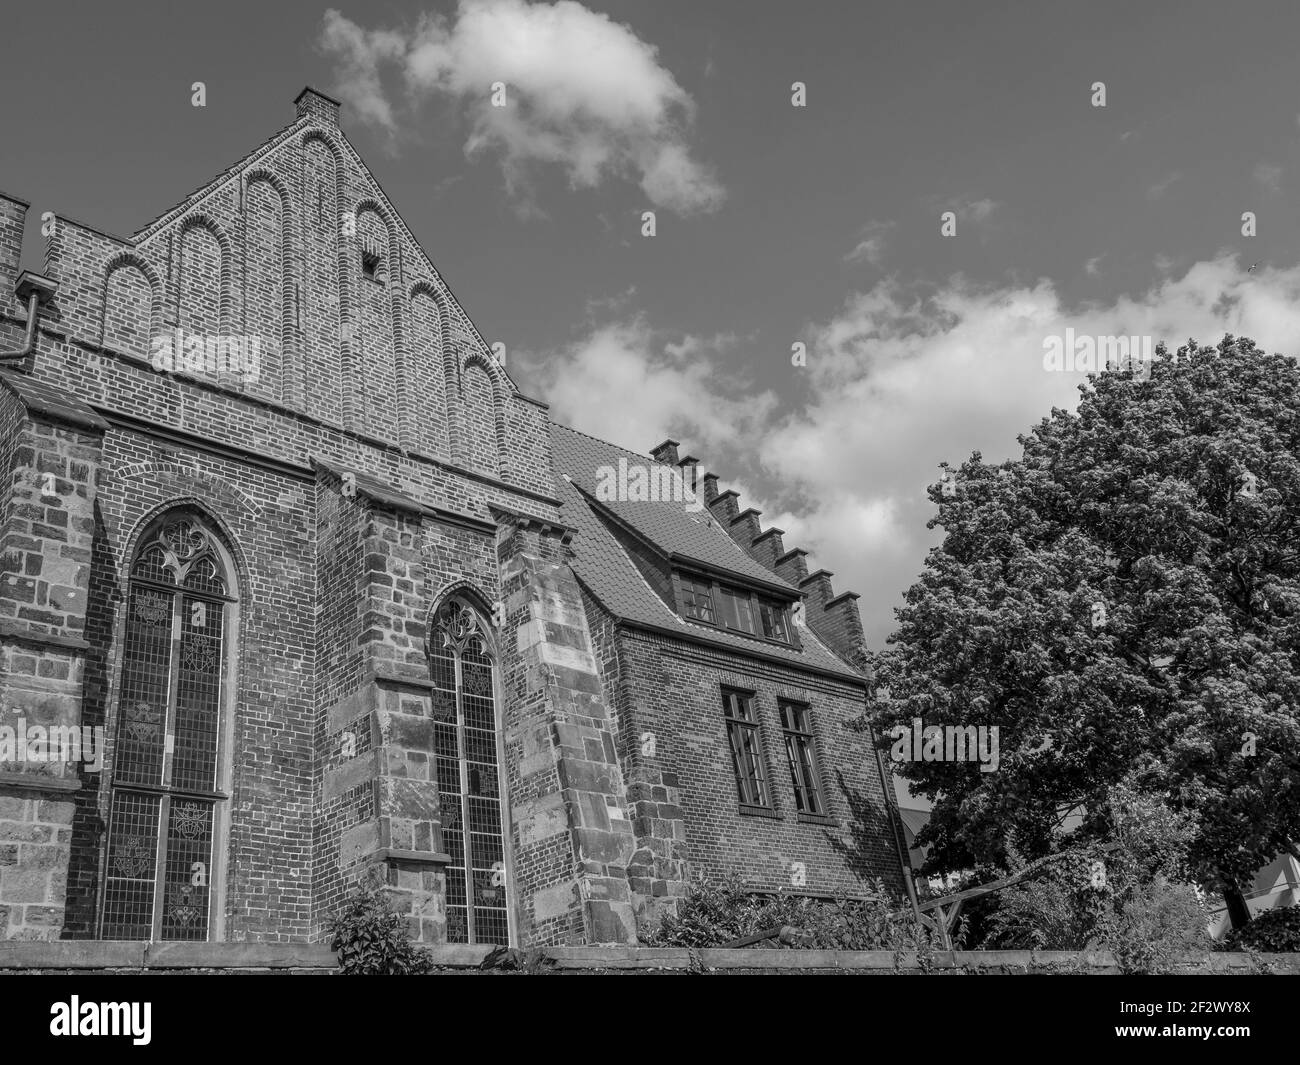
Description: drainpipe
0,272,59,370
873,729,924,924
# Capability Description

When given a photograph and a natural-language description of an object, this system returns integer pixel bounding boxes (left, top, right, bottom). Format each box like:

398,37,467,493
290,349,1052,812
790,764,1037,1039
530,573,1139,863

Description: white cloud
1147,171,1182,199
1085,255,1104,276
317,15,408,133
1254,161,1283,193
844,221,893,266
518,319,775,457
529,255,1300,645
319,1,724,214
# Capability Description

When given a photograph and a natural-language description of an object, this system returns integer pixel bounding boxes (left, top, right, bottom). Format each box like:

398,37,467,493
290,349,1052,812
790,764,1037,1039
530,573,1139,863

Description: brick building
0,87,908,947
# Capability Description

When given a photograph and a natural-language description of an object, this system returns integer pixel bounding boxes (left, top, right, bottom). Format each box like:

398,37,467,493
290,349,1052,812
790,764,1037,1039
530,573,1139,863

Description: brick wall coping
0,370,108,432
0,619,92,653
0,771,82,794
3,943,1292,973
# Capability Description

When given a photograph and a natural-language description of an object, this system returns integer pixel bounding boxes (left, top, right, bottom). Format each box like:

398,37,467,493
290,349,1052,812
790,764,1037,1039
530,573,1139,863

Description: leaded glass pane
172,596,223,792
114,587,173,786
132,544,170,583
161,799,213,940
433,599,509,945
102,790,161,939
183,555,225,595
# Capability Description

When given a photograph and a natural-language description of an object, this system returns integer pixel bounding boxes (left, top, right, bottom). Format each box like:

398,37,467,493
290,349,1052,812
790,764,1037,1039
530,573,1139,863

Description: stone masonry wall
496,517,636,946
0,398,103,940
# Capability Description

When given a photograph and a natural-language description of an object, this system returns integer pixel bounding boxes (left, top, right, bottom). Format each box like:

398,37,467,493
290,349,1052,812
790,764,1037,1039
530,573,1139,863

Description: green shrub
1109,877,1211,975
981,851,1113,950
327,871,435,975
979,784,1214,965
1223,906,1300,953
640,873,935,952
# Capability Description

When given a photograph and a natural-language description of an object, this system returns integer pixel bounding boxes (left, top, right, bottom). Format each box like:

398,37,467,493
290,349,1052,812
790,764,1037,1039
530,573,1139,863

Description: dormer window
672,571,796,646
679,574,715,623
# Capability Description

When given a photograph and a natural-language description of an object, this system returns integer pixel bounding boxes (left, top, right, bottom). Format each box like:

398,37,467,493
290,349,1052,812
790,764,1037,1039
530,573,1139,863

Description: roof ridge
133,116,311,240
552,421,656,463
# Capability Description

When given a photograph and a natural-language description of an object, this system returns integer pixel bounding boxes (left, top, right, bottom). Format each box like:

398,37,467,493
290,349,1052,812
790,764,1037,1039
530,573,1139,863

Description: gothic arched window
101,512,236,941
429,598,511,945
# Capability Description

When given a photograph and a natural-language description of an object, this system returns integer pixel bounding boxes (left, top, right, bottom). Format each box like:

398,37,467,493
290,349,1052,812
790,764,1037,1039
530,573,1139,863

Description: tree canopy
868,335,1300,917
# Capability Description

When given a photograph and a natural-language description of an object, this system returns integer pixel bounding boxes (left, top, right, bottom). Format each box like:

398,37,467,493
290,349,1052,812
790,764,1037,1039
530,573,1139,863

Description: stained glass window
101,513,233,941
431,598,510,945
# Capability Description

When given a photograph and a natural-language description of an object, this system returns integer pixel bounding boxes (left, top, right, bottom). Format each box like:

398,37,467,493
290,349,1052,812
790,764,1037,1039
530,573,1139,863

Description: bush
327,871,435,975
640,873,936,953
1110,877,1211,974
1223,906,1300,953
979,786,1211,969
980,852,1112,950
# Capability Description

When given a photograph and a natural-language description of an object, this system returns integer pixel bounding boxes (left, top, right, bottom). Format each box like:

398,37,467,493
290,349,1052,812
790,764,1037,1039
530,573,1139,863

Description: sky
7,0,1300,649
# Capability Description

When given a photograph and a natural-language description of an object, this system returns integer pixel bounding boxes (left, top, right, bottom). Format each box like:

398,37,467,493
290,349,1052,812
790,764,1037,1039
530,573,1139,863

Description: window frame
99,511,239,942
721,687,774,814
673,571,798,648
778,699,830,820
677,572,715,624
361,247,385,284
428,596,516,947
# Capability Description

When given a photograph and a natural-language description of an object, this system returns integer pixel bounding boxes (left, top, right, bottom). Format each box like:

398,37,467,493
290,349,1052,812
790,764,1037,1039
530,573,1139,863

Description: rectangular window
722,688,770,808
779,700,825,815
674,571,796,646
757,597,790,642
717,585,756,634
679,574,715,623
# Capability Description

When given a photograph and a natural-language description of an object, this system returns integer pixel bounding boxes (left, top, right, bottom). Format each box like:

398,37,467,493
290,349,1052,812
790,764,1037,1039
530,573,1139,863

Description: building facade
0,88,907,947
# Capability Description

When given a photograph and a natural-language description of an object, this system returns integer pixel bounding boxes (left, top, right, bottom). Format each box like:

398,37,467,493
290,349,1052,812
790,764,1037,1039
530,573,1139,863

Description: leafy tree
868,336,1300,928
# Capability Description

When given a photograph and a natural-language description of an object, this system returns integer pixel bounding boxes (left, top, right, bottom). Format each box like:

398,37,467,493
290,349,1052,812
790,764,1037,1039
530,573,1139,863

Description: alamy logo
0,717,105,771
1042,329,1153,380
888,717,1000,773
50,997,151,1045
150,329,262,382
594,457,703,512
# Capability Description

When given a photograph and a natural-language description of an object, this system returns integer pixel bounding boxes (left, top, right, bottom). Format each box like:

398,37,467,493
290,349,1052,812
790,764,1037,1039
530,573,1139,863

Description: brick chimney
650,439,680,465
296,87,342,127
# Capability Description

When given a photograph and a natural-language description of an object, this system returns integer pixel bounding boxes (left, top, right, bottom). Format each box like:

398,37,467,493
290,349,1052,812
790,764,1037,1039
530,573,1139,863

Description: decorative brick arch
427,579,498,649
300,129,348,309
462,351,509,478
243,167,297,405
116,462,264,526
117,495,252,601
175,212,235,338
354,198,410,445
100,250,164,355
407,280,453,458
423,284,462,451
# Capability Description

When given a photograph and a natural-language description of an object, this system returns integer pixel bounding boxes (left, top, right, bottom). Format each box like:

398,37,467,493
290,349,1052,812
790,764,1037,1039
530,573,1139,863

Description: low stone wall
0,941,338,974
2,942,1297,974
